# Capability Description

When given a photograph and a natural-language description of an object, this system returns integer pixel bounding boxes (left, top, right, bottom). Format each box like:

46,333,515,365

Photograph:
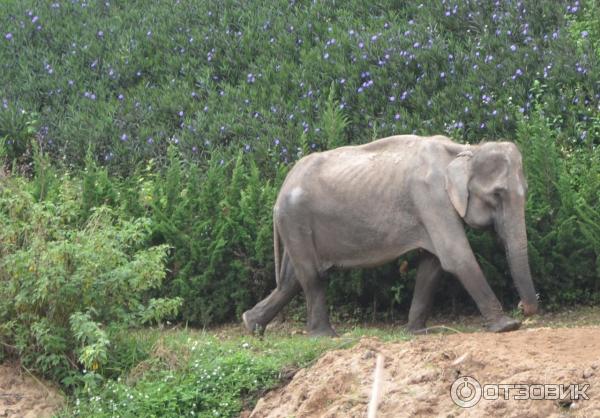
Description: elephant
242,135,539,336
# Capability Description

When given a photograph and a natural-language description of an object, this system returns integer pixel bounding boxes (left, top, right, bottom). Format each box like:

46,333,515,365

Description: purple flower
32,16,39,24
121,134,128,142
178,110,184,117
581,30,589,38
394,113,401,120
510,45,517,52
389,96,396,102
147,137,154,144
97,30,104,38
247,73,256,83
358,41,364,49
323,52,330,59
5,33,13,41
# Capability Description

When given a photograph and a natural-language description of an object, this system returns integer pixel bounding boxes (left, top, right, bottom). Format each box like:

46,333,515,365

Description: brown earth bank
249,327,600,418
0,362,63,418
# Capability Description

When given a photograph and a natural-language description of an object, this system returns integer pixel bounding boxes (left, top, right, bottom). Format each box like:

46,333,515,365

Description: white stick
367,354,384,418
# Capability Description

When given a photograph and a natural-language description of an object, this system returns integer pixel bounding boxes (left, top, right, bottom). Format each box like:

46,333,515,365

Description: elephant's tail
273,218,282,286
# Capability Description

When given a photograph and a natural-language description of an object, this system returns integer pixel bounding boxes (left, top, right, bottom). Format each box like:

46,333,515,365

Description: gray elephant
242,135,539,336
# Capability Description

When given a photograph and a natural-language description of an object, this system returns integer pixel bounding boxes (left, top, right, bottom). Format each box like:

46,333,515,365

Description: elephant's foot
406,321,429,335
486,316,521,333
242,310,265,336
308,325,337,338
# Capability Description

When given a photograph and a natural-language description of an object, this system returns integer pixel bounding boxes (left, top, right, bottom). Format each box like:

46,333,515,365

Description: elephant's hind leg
297,266,336,337
407,252,443,334
242,252,301,335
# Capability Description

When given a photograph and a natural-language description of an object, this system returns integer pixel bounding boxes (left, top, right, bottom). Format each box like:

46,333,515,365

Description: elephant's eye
492,191,503,204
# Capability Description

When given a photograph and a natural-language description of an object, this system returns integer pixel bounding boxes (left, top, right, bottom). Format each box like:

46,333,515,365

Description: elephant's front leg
421,209,520,332
301,273,336,337
407,252,443,333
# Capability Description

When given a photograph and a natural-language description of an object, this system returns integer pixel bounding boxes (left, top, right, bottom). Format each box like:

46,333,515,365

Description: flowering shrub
0,0,598,170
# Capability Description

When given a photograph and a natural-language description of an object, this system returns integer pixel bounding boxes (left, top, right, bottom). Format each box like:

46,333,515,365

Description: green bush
0,175,181,385
146,148,281,326
515,92,600,307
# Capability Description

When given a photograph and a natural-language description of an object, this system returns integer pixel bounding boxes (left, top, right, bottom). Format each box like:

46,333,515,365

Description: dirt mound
0,362,63,418
250,327,600,417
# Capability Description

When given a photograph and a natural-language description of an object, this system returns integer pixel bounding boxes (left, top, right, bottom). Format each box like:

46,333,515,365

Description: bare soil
0,362,63,418
250,327,600,417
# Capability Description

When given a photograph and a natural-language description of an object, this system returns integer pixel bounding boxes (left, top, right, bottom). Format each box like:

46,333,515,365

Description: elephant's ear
445,151,473,218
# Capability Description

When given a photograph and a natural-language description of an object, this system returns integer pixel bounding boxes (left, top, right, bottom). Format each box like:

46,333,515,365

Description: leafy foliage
0,176,180,384
1,0,599,171
147,148,280,325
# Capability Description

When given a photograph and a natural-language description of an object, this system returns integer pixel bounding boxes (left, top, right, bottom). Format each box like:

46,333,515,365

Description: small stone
362,350,375,360
452,352,470,366
582,368,594,379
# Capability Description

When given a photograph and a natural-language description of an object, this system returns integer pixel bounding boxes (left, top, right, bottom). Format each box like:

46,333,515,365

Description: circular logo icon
450,376,482,408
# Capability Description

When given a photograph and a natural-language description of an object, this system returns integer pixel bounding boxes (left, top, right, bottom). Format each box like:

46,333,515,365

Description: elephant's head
445,142,538,316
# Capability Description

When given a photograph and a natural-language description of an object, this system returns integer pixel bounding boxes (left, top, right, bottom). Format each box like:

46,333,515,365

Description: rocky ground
0,362,63,418
250,327,600,417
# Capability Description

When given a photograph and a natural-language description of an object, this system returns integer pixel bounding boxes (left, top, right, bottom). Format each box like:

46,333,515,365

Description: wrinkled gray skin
242,135,539,336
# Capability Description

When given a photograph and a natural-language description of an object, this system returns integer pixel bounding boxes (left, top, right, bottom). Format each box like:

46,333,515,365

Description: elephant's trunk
499,204,538,316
